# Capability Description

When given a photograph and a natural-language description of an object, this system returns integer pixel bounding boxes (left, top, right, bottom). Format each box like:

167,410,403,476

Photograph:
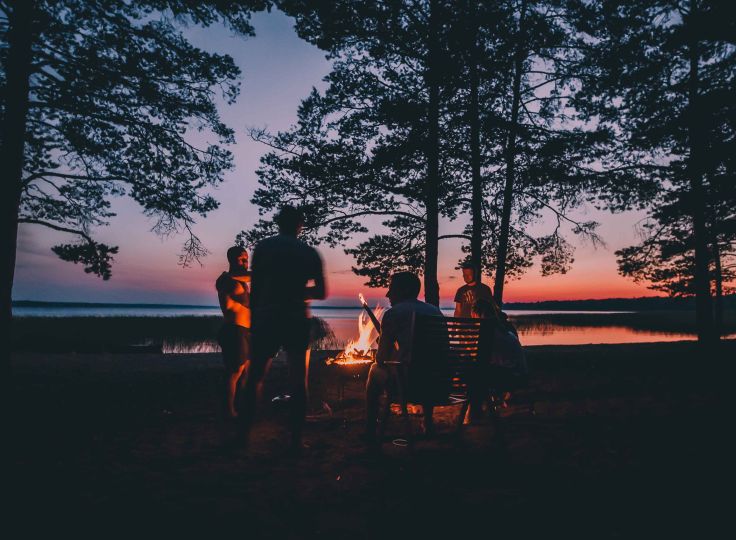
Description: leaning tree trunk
468,0,483,283
423,0,441,307
0,1,34,378
687,27,715,345
494,0,527,307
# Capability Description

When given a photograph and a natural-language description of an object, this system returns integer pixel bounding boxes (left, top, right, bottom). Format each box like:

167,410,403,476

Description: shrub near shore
11,316,338,353
10,311,735,353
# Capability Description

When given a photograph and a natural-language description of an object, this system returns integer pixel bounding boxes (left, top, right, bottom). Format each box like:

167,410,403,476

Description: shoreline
11,312,735,354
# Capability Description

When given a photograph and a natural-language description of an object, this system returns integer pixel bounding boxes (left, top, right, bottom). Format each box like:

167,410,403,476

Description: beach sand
7,341,735,537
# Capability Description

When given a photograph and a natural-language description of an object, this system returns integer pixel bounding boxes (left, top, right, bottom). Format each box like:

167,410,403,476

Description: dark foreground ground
7,341,735,538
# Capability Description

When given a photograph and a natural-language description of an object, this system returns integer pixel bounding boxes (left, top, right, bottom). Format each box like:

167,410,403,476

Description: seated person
365,272,444,442
473,300,528,390
469,299,528,418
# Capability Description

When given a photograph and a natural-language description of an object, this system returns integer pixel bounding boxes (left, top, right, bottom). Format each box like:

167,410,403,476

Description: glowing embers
326,304,384,366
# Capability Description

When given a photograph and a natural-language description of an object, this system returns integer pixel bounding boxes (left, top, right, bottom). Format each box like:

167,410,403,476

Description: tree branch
18,218,94,243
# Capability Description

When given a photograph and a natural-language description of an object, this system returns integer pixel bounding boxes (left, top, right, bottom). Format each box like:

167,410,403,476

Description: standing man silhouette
246,206,327,453
453,261,494,318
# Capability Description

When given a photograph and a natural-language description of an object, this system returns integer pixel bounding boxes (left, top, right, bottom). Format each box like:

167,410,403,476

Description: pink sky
12,11,658,307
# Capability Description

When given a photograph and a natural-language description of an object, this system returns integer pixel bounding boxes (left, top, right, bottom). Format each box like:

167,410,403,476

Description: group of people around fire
216,205,526,454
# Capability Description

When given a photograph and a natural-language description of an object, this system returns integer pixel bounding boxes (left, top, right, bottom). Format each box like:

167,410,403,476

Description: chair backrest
409,314,493,402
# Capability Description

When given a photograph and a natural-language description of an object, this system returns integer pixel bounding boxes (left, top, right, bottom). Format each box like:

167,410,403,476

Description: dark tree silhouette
571,0,736,343
616,166,736,337
449,0,608,305
245,0,464,306
0,0,268,371
246,1,607,303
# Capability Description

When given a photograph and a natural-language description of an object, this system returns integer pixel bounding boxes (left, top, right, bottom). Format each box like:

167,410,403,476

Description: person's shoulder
412,299,443,316
254,235,280,250
295,237,319,255
215,272,235,292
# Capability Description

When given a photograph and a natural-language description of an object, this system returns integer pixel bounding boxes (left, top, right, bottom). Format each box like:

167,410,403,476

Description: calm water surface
15,305,726,351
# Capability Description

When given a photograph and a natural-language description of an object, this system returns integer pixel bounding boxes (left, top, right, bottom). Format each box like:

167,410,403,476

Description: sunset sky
12,10,656,308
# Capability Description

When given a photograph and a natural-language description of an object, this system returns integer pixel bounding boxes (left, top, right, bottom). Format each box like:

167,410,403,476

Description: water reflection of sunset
307,316,728,349
516,325,708,346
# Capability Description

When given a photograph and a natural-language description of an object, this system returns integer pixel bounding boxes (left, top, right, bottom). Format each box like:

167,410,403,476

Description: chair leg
395,373,413,447
377,391,391,441
488,397,509,457
456,399,470,435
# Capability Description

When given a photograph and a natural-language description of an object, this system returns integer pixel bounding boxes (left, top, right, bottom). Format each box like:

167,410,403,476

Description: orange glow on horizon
325,267,657,304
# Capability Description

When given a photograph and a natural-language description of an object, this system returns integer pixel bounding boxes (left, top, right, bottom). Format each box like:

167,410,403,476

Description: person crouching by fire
365,272,444,446
215,246,252,420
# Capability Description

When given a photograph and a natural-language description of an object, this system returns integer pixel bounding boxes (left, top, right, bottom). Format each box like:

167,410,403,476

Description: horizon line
12,295,711,311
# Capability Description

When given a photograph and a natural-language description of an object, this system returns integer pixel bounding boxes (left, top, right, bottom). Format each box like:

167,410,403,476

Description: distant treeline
504,296,736,312
12,300,215,309
13,296,736,312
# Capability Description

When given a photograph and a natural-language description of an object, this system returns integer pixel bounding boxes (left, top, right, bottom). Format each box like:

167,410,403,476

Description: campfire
326,296,384,366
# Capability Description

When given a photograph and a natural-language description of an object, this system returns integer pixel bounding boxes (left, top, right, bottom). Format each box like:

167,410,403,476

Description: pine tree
571,0,736,343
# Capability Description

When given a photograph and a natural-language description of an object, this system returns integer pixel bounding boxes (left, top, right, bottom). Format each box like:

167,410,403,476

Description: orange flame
326,299,384,365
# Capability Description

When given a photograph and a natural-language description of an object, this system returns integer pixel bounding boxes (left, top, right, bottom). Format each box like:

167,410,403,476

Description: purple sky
13,10,654,307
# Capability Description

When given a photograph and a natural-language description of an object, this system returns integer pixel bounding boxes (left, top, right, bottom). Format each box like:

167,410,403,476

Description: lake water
14,305,726,350
12,305,630,318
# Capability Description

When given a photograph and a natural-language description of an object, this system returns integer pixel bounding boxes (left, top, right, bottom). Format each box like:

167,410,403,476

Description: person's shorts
217,324,250,373
252,313,311,365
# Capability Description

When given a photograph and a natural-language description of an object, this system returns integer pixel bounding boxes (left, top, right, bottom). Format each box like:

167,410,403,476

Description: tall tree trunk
424,0,441,307
493,0,527,307
0,1,34,378
713,236,723,339
687,16,715,345
468,0,483,283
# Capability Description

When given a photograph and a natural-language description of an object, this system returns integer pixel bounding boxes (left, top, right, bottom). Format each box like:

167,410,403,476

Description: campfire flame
326,300,384,366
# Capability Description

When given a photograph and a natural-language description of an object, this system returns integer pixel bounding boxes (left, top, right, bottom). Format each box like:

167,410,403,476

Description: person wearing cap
453,262,495,318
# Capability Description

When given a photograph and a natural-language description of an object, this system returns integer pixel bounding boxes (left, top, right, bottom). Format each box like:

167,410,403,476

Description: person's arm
305,250,327,300
453,287,463,317
232,271,251,283
217,279,248,316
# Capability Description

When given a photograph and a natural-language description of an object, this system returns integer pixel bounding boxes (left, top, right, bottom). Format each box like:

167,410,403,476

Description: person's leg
226,363,246,419
276,315,311,450
235,357,270,444
284,343,309,450
219,325,244,419
236,325,275,445
467,369,486,423
422,402,435,436
365,363,389,441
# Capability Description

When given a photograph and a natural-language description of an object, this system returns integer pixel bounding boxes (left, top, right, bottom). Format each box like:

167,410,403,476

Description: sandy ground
6,341,735,537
